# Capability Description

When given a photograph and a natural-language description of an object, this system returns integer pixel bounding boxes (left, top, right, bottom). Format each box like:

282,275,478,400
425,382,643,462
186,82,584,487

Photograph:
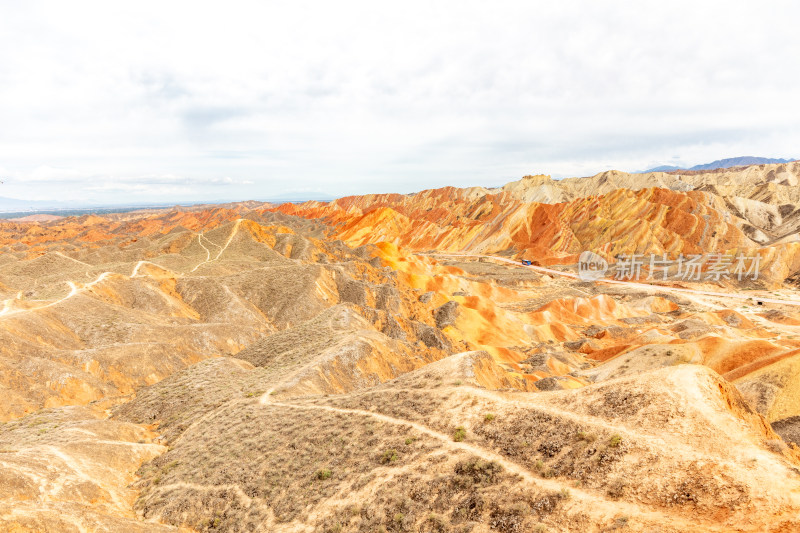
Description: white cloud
28,166,87,181
0,0,799,203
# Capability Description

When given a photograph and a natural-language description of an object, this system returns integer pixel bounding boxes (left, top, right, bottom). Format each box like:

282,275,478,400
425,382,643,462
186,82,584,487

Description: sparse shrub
607,478,627,499
453,380,463,386
425,513,448,532
559,488,571,500
484,413,496,422
454,457,503,485
509,501,531,514
542,468,556,479
324,522,343,533
453,426,467,442
534,459,544,471
609,434,622,448
489,502,529,532
381,449,399,464
404,437,416,446
576,431,596,442
530,493,560,515
316,468,332,480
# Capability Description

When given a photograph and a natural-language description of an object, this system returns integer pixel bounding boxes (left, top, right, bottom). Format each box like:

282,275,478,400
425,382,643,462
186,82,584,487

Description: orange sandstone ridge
1,162,800,531
276,168,800,279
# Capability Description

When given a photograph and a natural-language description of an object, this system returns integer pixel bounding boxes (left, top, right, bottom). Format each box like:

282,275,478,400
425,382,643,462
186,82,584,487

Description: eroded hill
2,163,800,531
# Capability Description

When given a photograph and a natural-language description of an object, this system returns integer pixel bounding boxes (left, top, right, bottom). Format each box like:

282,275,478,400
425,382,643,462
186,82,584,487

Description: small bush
607,478,627,499
576,431,596,442
316,468,332,480
489,502,529,532
426,513,448,530
484,413,496,422
404,437,416,446
559,488,571,500
454,458,503,485
453,426,467,442
381,449,399,464
609,434,622,448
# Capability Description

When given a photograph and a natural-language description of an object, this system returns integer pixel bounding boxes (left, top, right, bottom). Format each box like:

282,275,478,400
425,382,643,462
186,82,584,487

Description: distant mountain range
0,191,336,214
0,196,65,212
638,156,796,174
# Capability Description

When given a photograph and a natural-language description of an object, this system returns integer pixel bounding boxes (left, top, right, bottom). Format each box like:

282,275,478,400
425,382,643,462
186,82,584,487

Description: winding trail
189,219,242,273
0,271,113,319
131,260,166,278
0,220,243,319
257,388,730,531
200,233,223,252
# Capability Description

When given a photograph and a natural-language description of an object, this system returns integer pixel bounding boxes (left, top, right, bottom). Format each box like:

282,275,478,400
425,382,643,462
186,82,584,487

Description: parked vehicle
521,259,532,266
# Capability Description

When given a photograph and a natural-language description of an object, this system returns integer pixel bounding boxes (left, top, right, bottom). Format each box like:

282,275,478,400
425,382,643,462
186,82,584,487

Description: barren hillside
2,162,800,531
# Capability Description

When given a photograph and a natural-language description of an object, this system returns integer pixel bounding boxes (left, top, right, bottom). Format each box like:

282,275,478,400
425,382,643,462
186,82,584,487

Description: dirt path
54,251,93,267
257,390,730,531
0,221,244,319
197,235,212,262
424,253,800,308
189,219,242,273
200,232,223,252
131,260,168,278
0,271,113,319
189,234,213,273
330,384,716,462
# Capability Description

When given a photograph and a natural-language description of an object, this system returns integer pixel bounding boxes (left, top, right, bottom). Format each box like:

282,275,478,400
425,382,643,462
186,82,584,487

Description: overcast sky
1,1,799,206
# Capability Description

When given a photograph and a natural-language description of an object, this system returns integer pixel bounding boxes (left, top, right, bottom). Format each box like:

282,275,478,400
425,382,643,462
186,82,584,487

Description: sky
1,0,799,206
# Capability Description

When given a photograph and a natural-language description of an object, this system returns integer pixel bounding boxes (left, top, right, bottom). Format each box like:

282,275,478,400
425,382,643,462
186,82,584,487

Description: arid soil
2,163,800,531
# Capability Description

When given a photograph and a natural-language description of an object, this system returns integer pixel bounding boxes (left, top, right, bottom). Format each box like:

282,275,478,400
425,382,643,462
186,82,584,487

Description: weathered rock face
273,163,800,284
3,161,800,531
0,213,465,420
